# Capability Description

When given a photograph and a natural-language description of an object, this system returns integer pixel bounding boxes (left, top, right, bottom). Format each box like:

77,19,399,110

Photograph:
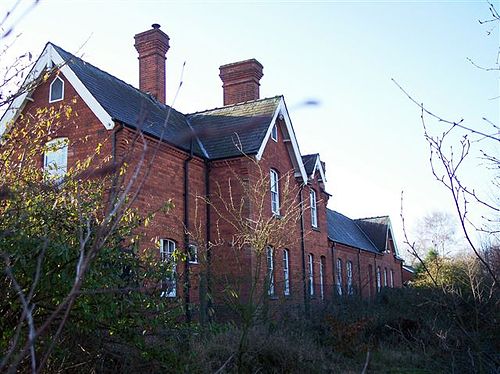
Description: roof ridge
49,42,182,116
355,215,389,221
186,95,283,116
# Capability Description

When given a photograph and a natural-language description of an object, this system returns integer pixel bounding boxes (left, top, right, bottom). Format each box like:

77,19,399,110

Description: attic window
271,124,278,142
49,76,64,103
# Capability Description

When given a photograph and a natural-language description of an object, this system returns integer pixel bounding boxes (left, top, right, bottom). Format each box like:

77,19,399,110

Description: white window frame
160,239,176,297
49,75,64,103
308,253,314,296
384,267,388,287
188,244,198,264
266,247,275,296
271,123,278,142
44,137,68,181
270,169,280,215
346,260,353,295
310,189,318,228
390,269,394,288
336,258,343,296
376,266,381,293
319,256,325,300
283,249,290,296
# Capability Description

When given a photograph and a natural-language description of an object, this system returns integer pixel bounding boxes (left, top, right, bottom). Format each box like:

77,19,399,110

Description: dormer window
49,76,64,103
271,123,278,142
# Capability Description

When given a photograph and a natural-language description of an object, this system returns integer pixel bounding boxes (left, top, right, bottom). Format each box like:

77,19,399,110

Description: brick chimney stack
134,24,170,103
219,59,263,106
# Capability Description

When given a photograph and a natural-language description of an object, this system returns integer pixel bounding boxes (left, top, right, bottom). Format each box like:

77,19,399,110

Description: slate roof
187,96,281,160
51,44,206,156
354,216,390,252
326,209,379,254
51,43,284,161
302,154,318,176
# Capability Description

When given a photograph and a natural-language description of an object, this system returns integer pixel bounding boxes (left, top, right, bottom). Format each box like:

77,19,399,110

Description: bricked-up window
266,247,275,296
336,258,343,296
384,267,388,287
376,266,381,293
319,256,326,300
390,269,394,288
160,239,176,297
283,249,290,296
49,76,64,103
346,260,354,295
308,254,314,296
271,123,278,142
270,169,280,215
44,137,68,181
188,244,198,264
310,189,318,228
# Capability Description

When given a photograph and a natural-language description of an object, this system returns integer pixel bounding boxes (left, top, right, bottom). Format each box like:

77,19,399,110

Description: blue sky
2,0,498,257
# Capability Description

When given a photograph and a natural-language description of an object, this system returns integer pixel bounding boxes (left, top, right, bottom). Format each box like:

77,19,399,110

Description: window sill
311,226,320,232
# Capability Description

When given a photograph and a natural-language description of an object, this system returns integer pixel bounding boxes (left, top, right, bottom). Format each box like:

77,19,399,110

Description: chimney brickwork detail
219,59,263,106
134,24,170,104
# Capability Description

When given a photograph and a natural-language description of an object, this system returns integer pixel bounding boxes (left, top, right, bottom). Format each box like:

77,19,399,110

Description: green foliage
0,105,183,372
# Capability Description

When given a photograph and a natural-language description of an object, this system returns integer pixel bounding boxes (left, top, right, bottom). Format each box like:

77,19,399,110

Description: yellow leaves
95,143,102,155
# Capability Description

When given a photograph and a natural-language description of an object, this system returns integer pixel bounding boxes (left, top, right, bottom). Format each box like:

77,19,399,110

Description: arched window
283,249,290,296
310,189,318,228
308,254,314,296
376,266,381,293
266,247,275,296
319,256,326,300
390,269,394,288
160,239,176,297
336,258,343,296
346,261,353,295
384,267,388,287
44,137,68,180
49,76,64,103
270,169,280,215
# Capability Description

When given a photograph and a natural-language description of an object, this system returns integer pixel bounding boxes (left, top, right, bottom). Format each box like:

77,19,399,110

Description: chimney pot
219,59,263,106
134,25,170,103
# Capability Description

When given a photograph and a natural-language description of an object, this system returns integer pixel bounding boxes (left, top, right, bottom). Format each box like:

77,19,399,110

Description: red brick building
0,25,404,316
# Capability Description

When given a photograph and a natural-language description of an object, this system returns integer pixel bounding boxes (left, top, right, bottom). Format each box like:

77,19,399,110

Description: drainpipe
299,184,309,317
110,123,123,209
183,141,194,323
203,159,212,323
357,249,362,298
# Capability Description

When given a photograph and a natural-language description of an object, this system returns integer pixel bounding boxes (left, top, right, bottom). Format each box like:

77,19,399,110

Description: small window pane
44,138,68,181
376,266,381,293
270,169,280,215
308,254,314,296
283,249,290,296
271,124,278,141
160,239,176,297
336,259,343,296
310,189,318,228
267,247,275,295
49,76,64,103
347,261,353,295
